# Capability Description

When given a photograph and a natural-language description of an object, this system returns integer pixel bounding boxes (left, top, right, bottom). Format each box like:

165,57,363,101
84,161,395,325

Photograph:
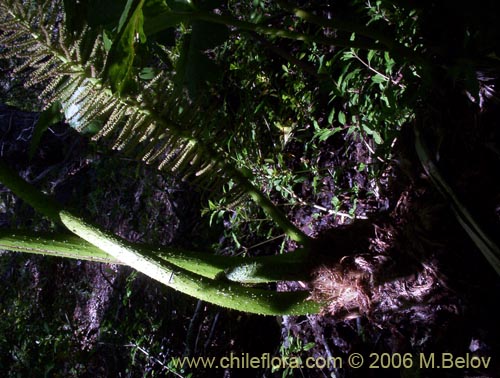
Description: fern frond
93,104,128,139
0,0,310,244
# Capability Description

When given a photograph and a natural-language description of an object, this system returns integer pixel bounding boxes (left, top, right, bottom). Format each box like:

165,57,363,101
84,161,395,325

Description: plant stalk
0,159,320,315
0,230,311,283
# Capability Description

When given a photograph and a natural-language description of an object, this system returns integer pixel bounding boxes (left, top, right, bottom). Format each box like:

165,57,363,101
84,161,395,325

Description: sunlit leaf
371,74,386,83
367,49,376,64
372,130,383,144
327,108,335,124
139,67,156,80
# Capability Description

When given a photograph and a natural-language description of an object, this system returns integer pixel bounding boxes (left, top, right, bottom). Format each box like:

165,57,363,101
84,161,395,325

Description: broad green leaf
103,0,147,94
29,102,63,160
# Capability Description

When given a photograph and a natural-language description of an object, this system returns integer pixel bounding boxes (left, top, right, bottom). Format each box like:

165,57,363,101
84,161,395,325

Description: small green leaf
139,67,155,80
303,342,315,351
102,30,113,51
338,111,346,125
315,127,341,142
371,74,386,83
372,130,383,144
384,51,395,72
367,49,376,64
29,102,63,159
327,107,335,124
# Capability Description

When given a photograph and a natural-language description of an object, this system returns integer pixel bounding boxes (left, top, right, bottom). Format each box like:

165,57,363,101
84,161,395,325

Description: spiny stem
0,230,311,283
0,230,123,264
0,159,320,315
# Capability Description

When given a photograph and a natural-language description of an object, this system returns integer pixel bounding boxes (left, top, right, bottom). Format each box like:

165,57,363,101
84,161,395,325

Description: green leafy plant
0,0,423,315
274,333,315,377
2,0,498,320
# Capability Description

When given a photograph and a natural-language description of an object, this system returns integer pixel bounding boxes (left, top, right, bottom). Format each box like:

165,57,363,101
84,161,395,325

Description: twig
125,343,186,378
351,50,405,88
280,186,367,220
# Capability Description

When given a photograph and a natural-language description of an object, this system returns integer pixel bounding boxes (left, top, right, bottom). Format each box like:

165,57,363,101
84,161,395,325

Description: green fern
1,0,229,194
0,0,309,244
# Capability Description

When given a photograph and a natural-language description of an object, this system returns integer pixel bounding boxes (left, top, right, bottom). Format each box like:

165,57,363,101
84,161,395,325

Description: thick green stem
0,160,320,315
0,230,311,283
59,210,319,315
0,230,123,264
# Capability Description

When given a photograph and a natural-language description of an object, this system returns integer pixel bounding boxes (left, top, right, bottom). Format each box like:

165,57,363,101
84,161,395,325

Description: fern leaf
0,0,310,244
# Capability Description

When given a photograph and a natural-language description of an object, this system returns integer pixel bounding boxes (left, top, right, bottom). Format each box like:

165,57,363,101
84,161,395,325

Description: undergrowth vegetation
1,0,500,376
0,0,424,293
